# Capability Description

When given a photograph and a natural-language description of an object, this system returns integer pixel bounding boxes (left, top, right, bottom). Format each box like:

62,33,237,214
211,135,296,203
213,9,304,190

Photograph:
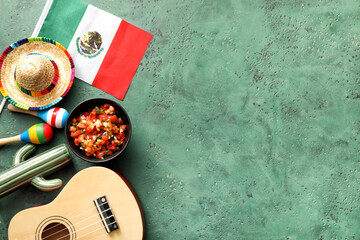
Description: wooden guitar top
8,167,144,240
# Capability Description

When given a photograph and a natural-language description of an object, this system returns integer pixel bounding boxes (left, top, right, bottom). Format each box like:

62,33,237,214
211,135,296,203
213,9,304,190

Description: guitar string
23,202,106,240
23,201,111,240
43,207,111,240
45,215,116,240
72,225,107,240
57,225,106,240
43,215,112,240
39,201,108,235
55,219,117,240
41,210,114,240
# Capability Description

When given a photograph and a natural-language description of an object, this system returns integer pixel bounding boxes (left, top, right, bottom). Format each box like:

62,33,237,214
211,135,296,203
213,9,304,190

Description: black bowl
65,98,131,163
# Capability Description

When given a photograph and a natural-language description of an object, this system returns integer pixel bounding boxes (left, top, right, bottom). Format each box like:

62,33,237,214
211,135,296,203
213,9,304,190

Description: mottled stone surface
1,0,360,239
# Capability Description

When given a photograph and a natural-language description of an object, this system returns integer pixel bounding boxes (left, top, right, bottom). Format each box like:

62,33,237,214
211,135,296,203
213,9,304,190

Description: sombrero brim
0,37,74,110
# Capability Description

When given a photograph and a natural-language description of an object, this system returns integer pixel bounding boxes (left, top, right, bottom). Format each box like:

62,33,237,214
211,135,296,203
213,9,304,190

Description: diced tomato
70,131,82,138
77,122,87,129
99,114,107,121
108,144,117,151
78,134,85,141
120,125,126,132
109,115,118,123
74,138,82,146
85,146,95,155
86,126,93,133
102,135,109,141
89,111,96,120
86,141,94,147
112,126,119,133
96,151,105,159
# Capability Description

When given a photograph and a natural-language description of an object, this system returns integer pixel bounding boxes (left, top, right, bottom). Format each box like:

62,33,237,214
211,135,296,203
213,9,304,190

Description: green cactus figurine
0,144,72,198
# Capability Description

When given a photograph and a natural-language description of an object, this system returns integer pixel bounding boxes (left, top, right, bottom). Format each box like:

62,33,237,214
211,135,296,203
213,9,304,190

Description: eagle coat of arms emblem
76,31,104,58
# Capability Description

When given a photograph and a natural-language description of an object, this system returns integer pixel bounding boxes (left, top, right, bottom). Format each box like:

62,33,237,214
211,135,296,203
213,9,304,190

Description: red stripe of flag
92,20,152,100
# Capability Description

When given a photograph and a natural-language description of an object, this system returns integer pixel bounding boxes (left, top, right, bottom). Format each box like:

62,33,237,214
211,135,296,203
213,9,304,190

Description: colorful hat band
13,53,59,97
0,37,75,111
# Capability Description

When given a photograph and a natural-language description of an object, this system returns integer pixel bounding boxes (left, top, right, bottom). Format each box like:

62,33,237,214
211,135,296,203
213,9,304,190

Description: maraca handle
7,104,37,116
0,135,21,146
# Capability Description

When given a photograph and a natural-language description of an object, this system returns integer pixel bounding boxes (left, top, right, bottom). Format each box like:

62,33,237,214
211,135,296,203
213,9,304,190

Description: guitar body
8,167,144,240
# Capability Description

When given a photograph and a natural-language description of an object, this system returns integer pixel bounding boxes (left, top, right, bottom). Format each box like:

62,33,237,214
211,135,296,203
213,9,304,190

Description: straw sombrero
0,37,74,110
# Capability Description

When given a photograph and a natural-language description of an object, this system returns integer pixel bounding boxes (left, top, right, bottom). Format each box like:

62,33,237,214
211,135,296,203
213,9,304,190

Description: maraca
8,104,69,129
0,123,53,146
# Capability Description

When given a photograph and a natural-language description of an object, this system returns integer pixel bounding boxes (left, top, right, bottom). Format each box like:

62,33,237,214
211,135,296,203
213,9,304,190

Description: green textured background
1,0,360,239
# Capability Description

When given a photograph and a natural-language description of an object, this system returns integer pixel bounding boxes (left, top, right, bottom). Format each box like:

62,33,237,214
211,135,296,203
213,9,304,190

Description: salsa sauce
69,104,127,159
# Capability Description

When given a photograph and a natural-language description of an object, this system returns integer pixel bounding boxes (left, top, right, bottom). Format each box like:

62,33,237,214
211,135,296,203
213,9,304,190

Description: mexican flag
32,0,152,100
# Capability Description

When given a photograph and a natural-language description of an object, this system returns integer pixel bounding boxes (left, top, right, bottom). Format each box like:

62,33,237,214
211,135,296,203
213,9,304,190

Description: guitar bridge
94,196,119,233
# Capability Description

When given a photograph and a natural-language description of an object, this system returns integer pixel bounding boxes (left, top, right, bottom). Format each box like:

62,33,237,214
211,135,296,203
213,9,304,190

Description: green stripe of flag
36,124,47,144
38,0,89,48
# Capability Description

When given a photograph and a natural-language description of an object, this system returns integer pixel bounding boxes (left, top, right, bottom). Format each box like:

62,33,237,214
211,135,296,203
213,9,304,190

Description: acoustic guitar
8,167,144,240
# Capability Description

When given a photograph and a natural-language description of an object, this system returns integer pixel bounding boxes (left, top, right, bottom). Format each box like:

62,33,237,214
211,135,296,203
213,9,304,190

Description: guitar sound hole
41,222,70,240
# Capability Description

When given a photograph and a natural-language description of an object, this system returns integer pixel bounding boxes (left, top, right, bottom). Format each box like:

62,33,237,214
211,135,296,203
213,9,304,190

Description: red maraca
8,104,69,129
0,123,53,146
